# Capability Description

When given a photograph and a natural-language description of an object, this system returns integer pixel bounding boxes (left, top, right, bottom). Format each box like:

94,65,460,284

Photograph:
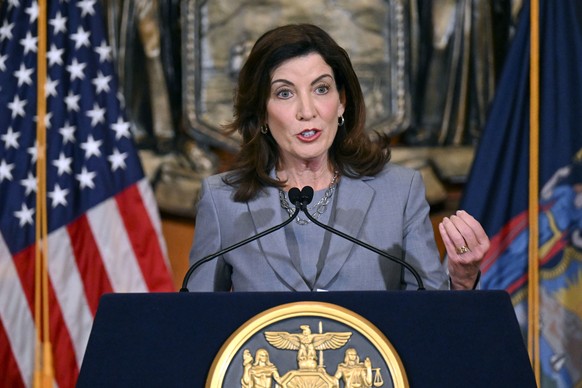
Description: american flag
0,1,174,387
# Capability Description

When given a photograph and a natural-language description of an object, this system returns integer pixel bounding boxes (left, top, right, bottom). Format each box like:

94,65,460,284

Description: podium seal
206,301,408,387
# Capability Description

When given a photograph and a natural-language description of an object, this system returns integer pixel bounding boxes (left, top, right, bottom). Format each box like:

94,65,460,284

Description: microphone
180,188,306,292
298,186,426,290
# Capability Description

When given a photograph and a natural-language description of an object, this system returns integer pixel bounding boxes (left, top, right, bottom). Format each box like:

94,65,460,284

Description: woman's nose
295,95,316,121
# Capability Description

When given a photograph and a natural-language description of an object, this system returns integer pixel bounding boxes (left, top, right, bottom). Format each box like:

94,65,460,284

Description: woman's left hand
438,210,490,290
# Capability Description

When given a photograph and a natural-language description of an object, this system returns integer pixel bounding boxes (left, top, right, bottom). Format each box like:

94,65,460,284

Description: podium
77,291,535,387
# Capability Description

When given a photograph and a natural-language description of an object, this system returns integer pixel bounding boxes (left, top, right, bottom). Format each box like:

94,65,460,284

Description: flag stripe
86,194,148,293
0,320,25,388
48,227,93,366
138,178,170,264
0,235,33,388
46,279,79,388
116,182,173,291
67,215,113,315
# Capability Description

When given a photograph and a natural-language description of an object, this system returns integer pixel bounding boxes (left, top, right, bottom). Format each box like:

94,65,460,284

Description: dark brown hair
223,23,391,202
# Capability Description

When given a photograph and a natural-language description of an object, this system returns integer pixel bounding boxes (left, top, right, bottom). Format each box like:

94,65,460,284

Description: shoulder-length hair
223,23,391,202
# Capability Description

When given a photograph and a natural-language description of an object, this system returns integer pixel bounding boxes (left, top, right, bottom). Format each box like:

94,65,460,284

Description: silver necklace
278,171,339,225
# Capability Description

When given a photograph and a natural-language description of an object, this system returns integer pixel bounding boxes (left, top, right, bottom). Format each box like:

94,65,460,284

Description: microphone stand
180,189,304,292
297,187,426,290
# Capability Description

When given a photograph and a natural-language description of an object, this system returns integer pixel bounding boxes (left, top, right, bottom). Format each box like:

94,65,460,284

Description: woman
334,348,373,388
241,348,281,388
187,24,489,291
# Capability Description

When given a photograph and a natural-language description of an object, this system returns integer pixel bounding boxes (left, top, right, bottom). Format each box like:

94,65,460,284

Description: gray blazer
187,163,449,291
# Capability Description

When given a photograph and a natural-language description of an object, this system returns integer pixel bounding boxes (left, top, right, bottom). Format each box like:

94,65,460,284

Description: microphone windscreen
288,187,301,205
300,186,314,205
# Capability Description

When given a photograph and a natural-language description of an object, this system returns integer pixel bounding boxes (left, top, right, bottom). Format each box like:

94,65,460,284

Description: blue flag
461,1,582,386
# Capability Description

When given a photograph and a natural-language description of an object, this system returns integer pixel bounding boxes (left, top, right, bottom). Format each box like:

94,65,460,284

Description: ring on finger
456,245,470,254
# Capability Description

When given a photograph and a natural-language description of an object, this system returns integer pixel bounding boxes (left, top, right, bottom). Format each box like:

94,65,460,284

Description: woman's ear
338,90,346,116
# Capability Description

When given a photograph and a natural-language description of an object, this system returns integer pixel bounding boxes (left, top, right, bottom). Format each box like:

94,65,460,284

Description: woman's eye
315,84,330,94
276,89,292,99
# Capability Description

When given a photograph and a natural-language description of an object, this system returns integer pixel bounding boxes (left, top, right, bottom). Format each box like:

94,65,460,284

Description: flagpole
528,0,541,385
34,0,54,387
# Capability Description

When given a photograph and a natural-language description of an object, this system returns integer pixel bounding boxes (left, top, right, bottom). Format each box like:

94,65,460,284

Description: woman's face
266,52,345,167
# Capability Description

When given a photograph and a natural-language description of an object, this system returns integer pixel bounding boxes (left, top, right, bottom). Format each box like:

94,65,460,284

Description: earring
338,115,345,127
260,124,269,134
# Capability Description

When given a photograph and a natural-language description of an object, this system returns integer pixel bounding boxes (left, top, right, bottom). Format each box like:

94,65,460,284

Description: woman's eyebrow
271,73,334,86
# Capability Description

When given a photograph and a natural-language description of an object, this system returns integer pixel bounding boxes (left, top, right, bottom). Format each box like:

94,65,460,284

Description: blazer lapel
248,187,311,291
314,176,375,289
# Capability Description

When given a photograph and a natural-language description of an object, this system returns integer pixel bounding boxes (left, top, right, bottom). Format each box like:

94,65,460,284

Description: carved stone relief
101,0,518,217
182,0,413,151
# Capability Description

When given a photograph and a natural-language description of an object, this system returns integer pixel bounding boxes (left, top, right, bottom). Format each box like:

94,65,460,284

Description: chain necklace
278,171,339,225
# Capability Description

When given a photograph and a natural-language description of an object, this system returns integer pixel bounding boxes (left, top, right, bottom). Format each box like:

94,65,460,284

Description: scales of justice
240,322,385,388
